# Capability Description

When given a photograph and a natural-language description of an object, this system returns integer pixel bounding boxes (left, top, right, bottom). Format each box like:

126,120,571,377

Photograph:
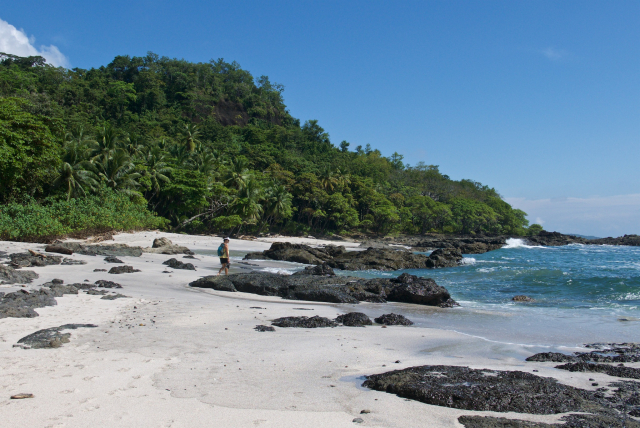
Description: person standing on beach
218,237,230,275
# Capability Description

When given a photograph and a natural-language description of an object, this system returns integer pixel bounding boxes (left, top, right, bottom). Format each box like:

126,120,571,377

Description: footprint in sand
83,376,98,381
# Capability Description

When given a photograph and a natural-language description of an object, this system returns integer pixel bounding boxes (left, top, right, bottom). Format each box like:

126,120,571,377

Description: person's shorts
220,258,229,266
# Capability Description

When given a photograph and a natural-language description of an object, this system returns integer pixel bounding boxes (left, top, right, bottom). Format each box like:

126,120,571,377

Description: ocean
223,239,640,350
337,239,640,349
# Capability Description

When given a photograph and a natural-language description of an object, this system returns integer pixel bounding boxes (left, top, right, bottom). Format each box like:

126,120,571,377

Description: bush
0,191,168,241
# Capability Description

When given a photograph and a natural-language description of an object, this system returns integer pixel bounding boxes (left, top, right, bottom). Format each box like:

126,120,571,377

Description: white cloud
541,47,566,61
505,193,640,237
0,18,69,67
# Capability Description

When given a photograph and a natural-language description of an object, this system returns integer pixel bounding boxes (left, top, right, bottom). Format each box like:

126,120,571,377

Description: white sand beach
0,232,613,427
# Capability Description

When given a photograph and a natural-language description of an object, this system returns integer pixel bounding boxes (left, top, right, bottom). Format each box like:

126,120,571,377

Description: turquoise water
337,239,640,347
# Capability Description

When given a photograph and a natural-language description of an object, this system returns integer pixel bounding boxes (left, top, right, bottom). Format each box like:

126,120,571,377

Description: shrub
0,191,168,241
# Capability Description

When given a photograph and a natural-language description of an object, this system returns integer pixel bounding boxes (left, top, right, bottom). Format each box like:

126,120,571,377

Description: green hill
0,52,536,240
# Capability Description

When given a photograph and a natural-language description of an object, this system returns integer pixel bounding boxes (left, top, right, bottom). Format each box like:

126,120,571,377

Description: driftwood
28,249,47,258
174,199,230,231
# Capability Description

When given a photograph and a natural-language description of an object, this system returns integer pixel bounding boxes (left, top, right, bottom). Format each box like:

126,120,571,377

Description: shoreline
1,231,638,427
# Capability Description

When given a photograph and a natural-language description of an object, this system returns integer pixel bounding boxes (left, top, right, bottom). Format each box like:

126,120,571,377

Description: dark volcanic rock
526,352,578,363
526,231,589,247
0,289,57,319
189,275,237,292
362,365,603,414
0,264,38,284
335,312,372,326
162,258,196,270
384,273,456,307
61,258,87,265
94,269,107,272
527,343,640,363
15,324,97,349
555,362,640,380
247,242,337,264
413,236,507,254
44,245,73,255
47,284,79,296
104,256,123,263
458,414,640,428
271,316,337,328
101,293,129,300
108,265,140,274
245,242,463,271
254,325,276,332
94,280,123,289
589,234,640,246
146,238,192,255
425,248,463,268
374,313,414,326
512,295,535,302
9,252,62,268
292,262,335,276
55,242,143,257
189,272,457,307
328,247,432,271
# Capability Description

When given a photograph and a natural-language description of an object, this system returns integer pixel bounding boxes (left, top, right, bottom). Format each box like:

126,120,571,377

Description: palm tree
168,143,193,168
143,146,172,199
53,161,99,201
319,168,339,192
182,123,200,152
193,146,222,177
224,157,250,189
94,149,141,194
233,177,264,224
91,125,120,161
261,183,292,230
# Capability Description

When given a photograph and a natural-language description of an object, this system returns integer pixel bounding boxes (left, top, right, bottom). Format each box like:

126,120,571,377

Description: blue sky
1,1,638,236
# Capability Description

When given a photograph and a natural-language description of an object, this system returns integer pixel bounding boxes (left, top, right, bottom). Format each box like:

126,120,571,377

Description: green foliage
0,52,531,239
0,97,62,203
0,191,167,241
528,223,543,236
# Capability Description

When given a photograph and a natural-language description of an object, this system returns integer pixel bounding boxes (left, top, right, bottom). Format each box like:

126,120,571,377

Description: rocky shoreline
244,242,463,270
189,265,458,307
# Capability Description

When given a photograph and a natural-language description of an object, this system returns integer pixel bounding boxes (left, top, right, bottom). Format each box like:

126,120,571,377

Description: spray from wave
503,238,546,249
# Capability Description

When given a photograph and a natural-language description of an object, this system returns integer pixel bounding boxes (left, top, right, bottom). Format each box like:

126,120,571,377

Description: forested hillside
0,52,538,240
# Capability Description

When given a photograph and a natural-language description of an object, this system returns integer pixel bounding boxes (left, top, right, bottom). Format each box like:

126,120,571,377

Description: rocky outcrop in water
589,234,640,246
374,313,414,325
512,295,535,302
0,264,38,284
412,236,507,254
271,316,337,328
244,242,462,271
335,312,372,326
189,271,457,307
162,258,196,270
15,324,97,349
104,256,123,263
526,231,589,246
